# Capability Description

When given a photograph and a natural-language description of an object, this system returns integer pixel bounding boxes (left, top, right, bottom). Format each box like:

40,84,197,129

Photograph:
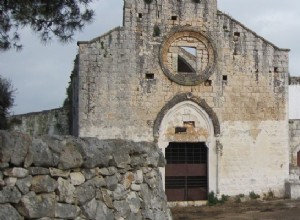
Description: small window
223,75,227,81
274,67,279,73
145,73,154,79
171,16,178,21
138,13,143,18
175,127,187,134
234,32,240,37
204,80,212,86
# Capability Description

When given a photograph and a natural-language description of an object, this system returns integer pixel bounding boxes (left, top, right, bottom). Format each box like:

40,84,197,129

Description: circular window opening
160,31,216,86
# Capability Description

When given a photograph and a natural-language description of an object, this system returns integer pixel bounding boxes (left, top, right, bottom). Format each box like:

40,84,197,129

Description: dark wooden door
165,142,208,201
297,151,300,167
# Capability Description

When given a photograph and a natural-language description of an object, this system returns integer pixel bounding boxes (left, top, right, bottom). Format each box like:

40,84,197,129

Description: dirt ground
171,199,300,220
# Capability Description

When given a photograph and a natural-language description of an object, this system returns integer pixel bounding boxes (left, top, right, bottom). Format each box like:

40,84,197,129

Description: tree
0,0,95,51
63,55,78,134
0,75,15,129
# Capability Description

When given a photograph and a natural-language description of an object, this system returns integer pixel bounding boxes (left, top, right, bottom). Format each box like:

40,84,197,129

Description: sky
1,0,300,115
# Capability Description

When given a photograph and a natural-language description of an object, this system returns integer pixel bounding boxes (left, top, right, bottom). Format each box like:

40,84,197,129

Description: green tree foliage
0,75,15,129
0,0,95,51
63,55,78,134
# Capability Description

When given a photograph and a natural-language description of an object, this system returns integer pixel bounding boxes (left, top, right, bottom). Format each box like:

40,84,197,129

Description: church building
74,0,290,203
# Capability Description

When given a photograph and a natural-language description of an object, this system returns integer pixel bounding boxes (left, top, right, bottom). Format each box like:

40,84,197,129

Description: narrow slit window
234,32,240,37
145,73,154,79
175,127,187,134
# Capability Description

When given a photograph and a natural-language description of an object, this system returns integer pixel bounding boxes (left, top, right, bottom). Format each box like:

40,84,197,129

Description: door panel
165,142,208,201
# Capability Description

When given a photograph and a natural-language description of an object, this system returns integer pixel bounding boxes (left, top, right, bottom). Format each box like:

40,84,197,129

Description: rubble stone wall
8,108,69,137
0,131,171,220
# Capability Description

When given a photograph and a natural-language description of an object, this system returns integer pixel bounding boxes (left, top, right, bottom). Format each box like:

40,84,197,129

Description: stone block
122,172,134,189
106,175,118,191
82,199,114,220
30,139,59,167
114,200,131,218
16,176,32,194
0,186,22,203
99,167,117,176
70,172,85,186
113,184,127,200
0,204,23,220
16,192,56,218
31,175,58,193
59,142,83,169
3,167,29,178
126,191,141,213
75,185,95,205
5,177,17,186
29,167,50,175
0,131,30,166
57,177,76,204
49,168,70,178
55,203,79,219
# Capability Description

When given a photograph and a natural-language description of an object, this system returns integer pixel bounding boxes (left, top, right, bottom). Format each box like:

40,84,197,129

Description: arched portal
156,99,218,202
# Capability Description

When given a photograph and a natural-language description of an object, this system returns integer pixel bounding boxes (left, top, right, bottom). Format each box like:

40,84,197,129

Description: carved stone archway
153,93,220,141
154,94,220,203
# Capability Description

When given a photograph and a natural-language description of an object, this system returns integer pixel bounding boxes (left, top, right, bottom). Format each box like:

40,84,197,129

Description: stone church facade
74,0,290,202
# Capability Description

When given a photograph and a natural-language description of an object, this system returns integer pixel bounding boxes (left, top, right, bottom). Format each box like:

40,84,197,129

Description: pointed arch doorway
154,96,219,202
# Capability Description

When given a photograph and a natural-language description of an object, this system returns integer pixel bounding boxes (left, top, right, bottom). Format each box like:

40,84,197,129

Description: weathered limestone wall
286,120,300,199
289,84,300,119
9,108,69,137
220,121,289,196
0,131,171,220
76,0,289,140
289,120,300,166
76,0,289,197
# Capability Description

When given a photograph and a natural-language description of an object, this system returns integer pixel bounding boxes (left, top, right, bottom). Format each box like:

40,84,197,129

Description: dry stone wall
0,131,171,220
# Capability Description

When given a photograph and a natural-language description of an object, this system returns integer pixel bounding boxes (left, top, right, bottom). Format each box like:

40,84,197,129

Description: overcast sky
1,0,299,115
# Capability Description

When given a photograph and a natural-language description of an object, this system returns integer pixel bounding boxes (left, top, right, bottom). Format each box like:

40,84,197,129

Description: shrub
220,194,229,204
207,191,229,206
249,191,260,200
207,191,218,206
0,75,15,129
263,189,275,200
235,194,244,203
